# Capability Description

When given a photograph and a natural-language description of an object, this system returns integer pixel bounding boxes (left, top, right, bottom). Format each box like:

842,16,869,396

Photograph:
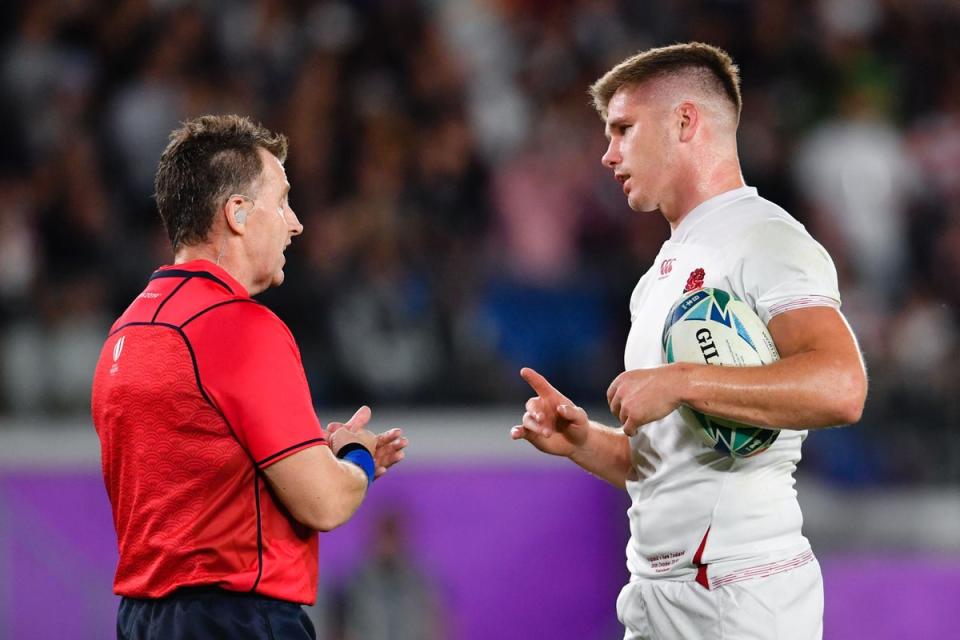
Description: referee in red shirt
91,115,408,639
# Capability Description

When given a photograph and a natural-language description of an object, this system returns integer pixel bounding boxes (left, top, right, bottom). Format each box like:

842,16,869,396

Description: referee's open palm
512,367,589,458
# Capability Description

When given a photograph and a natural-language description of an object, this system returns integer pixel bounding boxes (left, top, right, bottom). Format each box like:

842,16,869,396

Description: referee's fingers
377,428,404,443
346,405,372,430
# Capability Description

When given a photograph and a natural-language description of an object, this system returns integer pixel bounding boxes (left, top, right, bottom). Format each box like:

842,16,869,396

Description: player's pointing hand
512,367,590,458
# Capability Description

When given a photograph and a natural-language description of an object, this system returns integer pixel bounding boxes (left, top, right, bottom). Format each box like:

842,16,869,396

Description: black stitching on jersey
107,321,147,338
151,276,194,323
110,322,221,415
105,319,265,594
257,438,328,467
149,269,234,294
176,325,263,592
251,472,264,593
106,322,256,466
174,327,257,465
180,299,262,329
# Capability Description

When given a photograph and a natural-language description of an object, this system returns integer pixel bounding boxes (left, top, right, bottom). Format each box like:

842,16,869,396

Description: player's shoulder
679,189,794,246
713,193,816,252
727,196,840,299
726,191,801,231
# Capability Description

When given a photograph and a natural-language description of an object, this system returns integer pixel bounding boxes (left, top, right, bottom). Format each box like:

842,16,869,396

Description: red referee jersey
91,260,328,604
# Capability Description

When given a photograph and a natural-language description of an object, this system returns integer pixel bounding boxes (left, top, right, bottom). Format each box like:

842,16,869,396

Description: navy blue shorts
117,587,317,640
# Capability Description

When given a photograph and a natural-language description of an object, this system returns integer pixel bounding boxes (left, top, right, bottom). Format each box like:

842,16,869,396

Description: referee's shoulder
182,295,291,339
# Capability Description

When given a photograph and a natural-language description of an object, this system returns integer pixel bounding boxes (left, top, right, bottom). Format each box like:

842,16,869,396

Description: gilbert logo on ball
662,287,781,457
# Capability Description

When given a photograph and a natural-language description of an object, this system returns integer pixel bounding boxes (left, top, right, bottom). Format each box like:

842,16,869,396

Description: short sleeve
735,220,841,325
188,302,327,468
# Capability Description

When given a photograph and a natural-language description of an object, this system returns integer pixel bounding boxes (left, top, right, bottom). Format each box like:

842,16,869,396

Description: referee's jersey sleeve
187,301,328,468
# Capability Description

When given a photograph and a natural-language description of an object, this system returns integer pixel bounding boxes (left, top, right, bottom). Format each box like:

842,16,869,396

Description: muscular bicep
768,306,861,361
263,444,367,532
768,306,867,423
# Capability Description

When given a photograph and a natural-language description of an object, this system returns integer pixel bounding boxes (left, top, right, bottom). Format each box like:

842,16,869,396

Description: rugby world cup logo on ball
662,287,781,457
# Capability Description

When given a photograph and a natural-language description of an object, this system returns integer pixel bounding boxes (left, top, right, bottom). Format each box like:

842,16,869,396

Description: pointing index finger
520,367,564,403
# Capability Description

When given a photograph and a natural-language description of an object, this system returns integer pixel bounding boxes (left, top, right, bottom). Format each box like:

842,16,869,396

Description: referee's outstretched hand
327,406,408,479
512,367,589,458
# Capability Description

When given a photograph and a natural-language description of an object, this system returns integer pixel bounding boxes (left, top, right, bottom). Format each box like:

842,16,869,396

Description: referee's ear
223,196,249,236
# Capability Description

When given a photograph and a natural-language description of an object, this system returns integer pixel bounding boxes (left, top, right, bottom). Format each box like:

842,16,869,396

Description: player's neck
663,157,744,230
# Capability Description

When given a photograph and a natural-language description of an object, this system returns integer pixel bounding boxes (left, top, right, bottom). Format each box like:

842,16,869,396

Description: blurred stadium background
1,0,959,638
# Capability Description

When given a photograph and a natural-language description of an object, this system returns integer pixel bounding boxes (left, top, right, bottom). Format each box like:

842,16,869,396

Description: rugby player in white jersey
512,42,867,640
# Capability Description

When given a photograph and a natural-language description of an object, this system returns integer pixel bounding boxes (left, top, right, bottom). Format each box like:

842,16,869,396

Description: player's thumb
346,405,372,431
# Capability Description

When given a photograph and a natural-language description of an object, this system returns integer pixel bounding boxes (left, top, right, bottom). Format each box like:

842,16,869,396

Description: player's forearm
570,421,633,489
677,350,866,429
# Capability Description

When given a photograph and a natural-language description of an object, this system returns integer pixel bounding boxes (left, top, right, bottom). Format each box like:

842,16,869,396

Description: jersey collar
670,186,758,243
152,260,250,298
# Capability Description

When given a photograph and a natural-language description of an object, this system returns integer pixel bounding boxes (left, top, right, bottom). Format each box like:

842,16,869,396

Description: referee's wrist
336,442,375,486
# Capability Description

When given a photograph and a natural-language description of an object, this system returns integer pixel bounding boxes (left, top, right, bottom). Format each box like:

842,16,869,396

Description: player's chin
627,194,657,213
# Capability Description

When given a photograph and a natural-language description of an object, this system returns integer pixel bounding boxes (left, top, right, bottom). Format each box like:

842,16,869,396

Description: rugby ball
662,288,781,457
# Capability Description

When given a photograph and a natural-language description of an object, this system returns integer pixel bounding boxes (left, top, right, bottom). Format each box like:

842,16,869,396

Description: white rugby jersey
623,186,840,587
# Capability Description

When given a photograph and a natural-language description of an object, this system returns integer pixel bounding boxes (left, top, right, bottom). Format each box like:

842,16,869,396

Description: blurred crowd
0,0,959,484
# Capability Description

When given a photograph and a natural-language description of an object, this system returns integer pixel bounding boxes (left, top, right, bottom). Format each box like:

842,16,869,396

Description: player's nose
601,140,620,168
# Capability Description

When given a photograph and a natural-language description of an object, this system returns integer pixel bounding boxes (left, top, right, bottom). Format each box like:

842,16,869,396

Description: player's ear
676,101,699,143
223,196,248,235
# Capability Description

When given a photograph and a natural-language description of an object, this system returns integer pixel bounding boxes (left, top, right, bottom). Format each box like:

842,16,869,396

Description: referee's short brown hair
154,115,288,252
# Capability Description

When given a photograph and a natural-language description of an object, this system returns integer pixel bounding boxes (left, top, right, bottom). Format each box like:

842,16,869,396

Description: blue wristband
336,443,375,485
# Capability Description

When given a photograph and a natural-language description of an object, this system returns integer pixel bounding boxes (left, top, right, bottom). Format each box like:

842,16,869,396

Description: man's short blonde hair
589,42,742,122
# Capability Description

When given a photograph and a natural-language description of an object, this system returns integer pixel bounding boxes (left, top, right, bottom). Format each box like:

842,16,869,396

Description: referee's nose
287,205,303,238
